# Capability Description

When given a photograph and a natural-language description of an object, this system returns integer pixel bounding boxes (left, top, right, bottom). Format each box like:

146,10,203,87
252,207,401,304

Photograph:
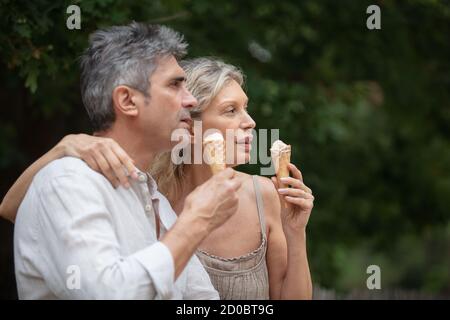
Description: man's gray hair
80,22,188,132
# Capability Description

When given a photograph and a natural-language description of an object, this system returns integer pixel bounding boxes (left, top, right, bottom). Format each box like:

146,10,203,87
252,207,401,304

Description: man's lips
180,118,192,126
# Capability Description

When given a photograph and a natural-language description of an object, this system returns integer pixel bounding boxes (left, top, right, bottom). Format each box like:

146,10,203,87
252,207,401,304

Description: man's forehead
152,55,186,79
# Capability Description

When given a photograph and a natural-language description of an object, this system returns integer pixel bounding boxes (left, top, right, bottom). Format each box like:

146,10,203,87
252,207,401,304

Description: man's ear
112,85,140,117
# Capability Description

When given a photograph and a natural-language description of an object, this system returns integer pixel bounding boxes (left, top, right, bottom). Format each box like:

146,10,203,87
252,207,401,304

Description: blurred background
0,0,449,299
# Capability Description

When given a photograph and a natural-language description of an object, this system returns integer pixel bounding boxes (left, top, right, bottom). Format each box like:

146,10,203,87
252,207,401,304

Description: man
14,22,240,299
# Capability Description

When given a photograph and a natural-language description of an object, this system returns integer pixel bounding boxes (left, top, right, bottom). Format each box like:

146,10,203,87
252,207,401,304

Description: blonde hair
150,57,244,203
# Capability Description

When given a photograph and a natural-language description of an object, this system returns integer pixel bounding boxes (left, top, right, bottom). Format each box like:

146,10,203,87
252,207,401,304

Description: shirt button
138,174,147,182
145,204,152,212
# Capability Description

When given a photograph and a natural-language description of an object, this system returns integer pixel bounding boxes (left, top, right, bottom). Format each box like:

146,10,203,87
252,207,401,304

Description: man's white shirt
14,157,219,300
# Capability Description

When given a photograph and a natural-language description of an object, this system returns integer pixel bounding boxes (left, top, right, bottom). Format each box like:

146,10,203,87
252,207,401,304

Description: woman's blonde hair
150,57,244,203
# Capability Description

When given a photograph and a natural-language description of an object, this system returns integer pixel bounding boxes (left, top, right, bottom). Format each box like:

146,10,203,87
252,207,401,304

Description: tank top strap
252,175,267,239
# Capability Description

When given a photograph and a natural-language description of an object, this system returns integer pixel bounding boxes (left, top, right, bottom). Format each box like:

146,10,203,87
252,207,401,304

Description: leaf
25,70,38,93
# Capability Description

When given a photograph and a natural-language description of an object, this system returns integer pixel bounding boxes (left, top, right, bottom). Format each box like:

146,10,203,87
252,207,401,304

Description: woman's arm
262,163,314,299
0,134,137,223
0,144,65,222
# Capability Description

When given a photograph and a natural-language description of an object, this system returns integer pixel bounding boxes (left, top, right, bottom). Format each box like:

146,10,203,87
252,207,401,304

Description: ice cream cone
270,140,291,208
203,133,226,175
277,148,291,188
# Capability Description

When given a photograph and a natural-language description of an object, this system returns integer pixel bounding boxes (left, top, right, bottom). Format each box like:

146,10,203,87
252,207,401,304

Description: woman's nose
241,112,256,129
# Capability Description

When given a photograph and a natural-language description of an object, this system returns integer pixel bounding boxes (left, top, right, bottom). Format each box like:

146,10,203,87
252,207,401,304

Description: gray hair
80,22,188,132
180,57,244,119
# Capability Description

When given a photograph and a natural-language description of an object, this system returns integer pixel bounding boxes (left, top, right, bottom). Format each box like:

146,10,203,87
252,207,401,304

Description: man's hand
161,168,241,279
181,168,241,235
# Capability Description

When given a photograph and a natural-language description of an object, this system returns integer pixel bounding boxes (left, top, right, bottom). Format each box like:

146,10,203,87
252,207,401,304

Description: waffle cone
272,145,291,209
277,148,291,187
203,140,226,174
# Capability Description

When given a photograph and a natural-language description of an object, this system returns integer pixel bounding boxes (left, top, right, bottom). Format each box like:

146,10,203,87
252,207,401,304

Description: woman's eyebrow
219,98,248,106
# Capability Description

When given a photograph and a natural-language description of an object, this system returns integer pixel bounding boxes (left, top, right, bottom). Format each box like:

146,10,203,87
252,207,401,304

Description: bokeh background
1,0,449,299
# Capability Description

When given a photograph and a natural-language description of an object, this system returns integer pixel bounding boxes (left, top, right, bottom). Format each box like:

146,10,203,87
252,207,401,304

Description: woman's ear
112,85,139,117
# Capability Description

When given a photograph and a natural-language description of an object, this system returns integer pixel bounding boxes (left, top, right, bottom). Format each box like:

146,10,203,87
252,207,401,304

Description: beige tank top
196,175,270,300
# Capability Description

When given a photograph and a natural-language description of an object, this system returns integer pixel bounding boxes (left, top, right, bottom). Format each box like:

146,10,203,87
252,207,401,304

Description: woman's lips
236,141,251,152
235,135,253,152
235,136,253,144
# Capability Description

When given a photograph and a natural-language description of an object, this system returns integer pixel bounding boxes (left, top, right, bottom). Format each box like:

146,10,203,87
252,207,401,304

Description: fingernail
278,188,288,194
280,177,288,182
124,183,131,189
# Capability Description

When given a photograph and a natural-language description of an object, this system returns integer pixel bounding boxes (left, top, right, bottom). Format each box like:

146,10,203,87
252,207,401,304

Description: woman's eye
226,107,236,114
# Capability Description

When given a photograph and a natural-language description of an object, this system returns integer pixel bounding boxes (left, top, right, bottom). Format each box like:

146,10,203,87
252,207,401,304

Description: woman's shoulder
255,176,280,209
234,172,277,197
254,175,282,232
236,172,280,217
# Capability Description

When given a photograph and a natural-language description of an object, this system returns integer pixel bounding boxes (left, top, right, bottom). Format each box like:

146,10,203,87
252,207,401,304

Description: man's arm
181,255,220,300
160,168,241,280
29,167,240,299
33,173,175,299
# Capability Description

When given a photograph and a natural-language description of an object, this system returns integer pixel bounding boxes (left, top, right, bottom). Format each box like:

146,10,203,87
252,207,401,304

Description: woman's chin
234,152,251,165
224,156,250,167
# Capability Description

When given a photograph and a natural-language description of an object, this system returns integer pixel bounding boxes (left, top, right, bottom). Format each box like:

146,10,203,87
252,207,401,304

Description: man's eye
171,81,181,88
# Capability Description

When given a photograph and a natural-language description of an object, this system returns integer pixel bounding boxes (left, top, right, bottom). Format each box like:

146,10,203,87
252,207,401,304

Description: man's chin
171,127,192,140
178,120,193,131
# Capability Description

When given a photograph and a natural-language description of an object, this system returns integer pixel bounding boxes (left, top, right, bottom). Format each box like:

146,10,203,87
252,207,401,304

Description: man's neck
96,128,156,173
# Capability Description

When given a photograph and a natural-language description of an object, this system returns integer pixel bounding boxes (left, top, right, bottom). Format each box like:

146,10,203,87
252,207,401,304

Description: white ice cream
270,140,289,172
270,140,288,153
203,132,224,143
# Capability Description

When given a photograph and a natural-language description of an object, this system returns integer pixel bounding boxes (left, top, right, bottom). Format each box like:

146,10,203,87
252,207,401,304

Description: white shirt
14,157,218,300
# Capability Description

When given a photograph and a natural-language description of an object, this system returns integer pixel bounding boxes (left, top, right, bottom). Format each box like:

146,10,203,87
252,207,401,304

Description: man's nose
182,88,197,109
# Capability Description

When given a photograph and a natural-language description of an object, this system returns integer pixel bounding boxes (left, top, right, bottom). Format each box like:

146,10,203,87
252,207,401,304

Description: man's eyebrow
171,76,186,82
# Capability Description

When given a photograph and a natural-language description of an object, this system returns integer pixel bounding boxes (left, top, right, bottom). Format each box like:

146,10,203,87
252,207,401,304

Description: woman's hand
271,163,314,234
55,134,138,188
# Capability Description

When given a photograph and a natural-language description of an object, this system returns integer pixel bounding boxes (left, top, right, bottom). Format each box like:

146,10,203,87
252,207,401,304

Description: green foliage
0,0,449,295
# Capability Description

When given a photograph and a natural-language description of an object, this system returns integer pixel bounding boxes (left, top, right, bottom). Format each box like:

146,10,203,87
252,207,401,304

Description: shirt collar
130,167,177,230
132,168,158,197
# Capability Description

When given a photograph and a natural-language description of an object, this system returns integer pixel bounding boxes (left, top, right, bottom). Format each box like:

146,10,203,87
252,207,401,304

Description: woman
0,58,314,300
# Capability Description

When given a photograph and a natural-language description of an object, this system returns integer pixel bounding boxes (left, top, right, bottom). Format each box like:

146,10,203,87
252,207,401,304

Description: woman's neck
169,163,213,215
184,163,214,192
